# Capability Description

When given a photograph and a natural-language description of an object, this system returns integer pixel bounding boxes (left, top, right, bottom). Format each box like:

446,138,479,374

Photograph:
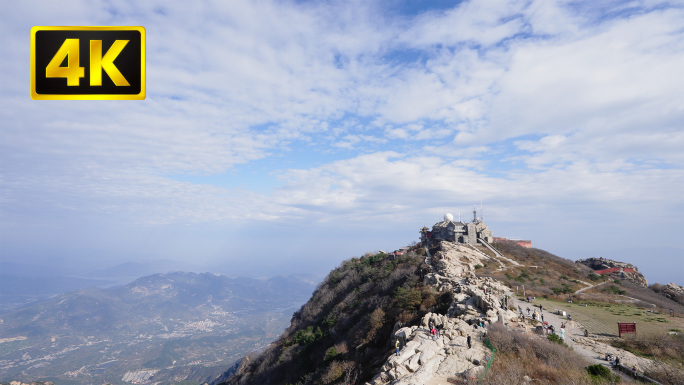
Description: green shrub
394,287,422,310
587,364,610,377
323,346,339,363
603,285,626,295
287,326,324,346
547,333,566,346
586,364,619,383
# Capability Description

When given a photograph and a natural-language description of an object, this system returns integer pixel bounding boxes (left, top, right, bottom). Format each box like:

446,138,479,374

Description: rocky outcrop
663,283,684,300
366,242,518,385
576,257,648,287
652,282,684,305
367,313,490,385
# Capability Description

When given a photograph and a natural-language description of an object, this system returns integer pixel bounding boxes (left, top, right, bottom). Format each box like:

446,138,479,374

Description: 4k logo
31,26,145,100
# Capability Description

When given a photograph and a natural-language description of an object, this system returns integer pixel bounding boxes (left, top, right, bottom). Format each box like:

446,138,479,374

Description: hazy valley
0,272,315,385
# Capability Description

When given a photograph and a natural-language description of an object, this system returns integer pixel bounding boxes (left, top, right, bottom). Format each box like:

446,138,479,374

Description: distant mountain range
0,259,206,313
0,272,315,385
0,275,113,313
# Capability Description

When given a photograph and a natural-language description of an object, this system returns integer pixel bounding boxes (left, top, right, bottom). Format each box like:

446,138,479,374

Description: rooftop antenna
473,205,477,222
459,209,462,222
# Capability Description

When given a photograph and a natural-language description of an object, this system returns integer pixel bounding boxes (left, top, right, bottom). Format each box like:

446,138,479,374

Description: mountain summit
219,238,684,385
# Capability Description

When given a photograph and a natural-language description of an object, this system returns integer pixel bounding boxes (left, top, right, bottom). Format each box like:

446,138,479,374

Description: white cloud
1,0,683,283
487,7,684,146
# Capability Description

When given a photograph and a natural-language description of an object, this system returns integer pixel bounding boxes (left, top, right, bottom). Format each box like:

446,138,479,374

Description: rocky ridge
368,243,673,385
367,242,518,385
576,257,648,287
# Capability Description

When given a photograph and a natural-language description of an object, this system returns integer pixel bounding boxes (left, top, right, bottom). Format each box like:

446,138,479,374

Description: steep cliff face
576,257,648,287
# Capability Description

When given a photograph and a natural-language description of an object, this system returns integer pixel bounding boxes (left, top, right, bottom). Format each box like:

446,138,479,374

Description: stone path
575,280,609,294
507,296,604,365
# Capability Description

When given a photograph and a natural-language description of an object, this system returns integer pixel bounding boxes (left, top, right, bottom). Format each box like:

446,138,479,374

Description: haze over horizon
1,0,683,286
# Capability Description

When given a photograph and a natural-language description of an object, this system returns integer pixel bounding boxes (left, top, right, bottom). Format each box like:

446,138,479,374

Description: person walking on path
395,339,400,356
541,314,544,322
467,335,472,349
560,326,565,340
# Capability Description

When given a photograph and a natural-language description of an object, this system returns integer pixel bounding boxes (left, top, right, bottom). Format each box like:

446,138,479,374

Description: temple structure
420,207,493,246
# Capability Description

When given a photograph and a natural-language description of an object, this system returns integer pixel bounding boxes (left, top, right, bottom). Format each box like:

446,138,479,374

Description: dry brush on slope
219,247,453,385
483,323,593,385
477,241,594,299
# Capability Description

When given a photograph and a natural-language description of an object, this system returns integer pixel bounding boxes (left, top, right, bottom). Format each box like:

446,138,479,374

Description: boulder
418,345,438,365
406,353,421,372
466,365,484,379
387,365,409,381
436,355,471,376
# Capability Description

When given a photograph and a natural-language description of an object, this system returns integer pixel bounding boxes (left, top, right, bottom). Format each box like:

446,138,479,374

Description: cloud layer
1,0,682,283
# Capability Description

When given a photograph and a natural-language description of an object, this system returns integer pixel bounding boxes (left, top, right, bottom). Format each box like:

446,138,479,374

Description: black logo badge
31,26,146,100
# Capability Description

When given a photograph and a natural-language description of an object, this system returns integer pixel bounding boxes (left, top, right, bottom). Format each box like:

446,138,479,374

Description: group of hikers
517,303,565,340
395,322,475,356
606,354,640,378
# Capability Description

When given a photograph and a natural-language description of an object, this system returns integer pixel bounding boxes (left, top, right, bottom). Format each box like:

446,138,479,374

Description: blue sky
1,0,683,285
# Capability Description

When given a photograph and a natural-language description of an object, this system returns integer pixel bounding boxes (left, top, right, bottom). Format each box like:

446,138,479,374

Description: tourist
467,335,472,349
395,339,400,356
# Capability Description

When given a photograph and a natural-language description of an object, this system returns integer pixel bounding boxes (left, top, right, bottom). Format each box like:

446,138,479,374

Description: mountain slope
219,248,443,384
218,241,684,385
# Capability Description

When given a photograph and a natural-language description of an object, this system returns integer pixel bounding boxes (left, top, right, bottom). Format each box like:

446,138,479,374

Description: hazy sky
1,0,682,285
